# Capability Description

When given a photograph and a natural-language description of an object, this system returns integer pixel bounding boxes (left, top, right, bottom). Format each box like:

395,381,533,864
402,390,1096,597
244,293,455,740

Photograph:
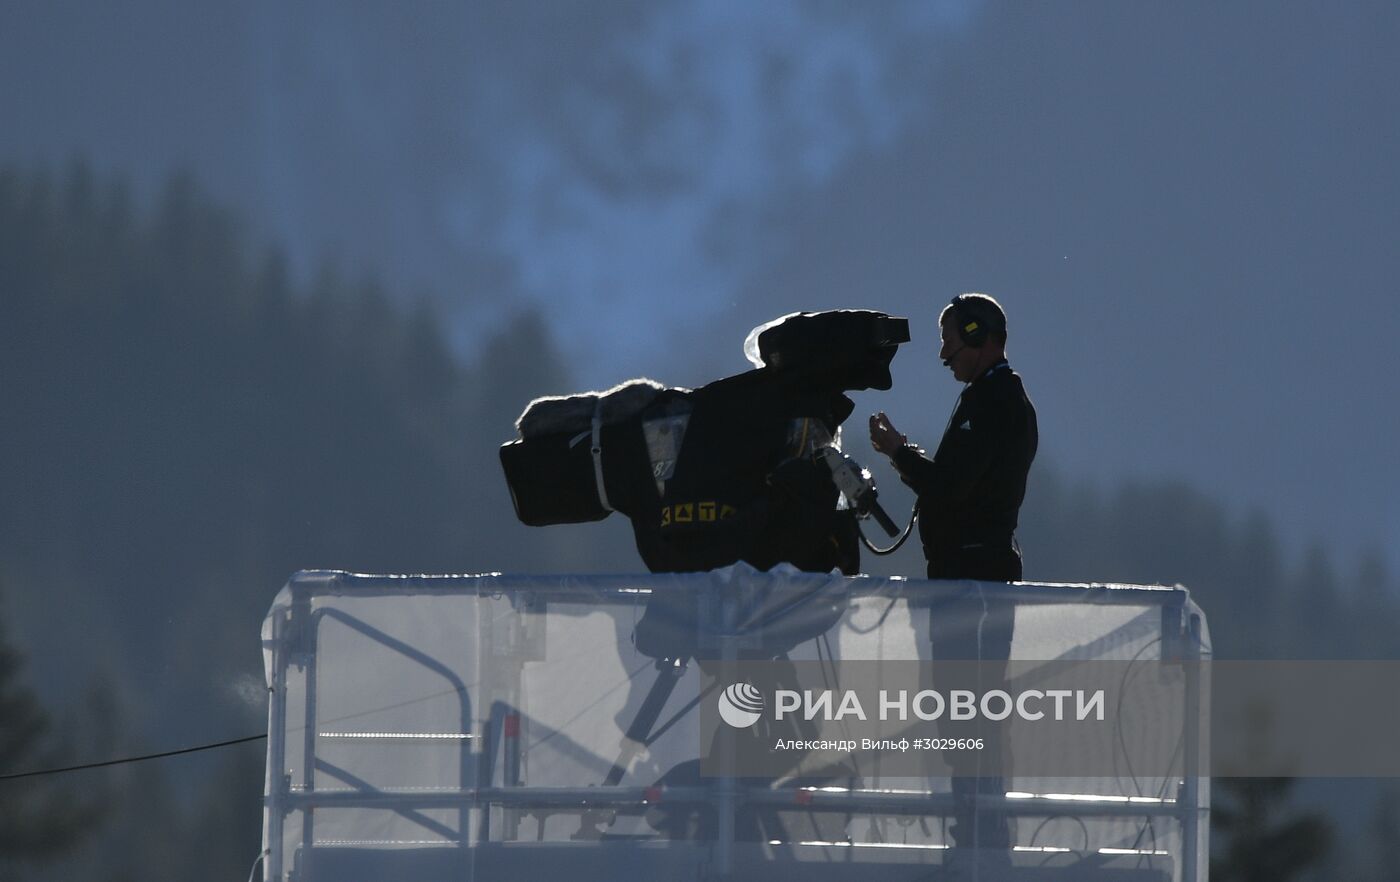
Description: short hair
940,292,1008,343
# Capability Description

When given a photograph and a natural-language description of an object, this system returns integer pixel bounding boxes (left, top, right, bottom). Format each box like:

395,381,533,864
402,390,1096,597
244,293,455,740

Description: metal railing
262,568,1208,881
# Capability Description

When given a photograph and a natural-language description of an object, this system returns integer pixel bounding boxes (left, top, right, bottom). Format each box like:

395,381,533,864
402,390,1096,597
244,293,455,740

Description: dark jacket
891,360,1037,570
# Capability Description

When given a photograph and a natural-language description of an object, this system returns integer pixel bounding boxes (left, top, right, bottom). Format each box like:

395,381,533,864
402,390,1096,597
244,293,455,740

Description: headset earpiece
948,295,991,348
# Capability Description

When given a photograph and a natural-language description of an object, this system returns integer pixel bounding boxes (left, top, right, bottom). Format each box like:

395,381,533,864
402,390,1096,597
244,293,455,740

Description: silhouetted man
869,292,1037,861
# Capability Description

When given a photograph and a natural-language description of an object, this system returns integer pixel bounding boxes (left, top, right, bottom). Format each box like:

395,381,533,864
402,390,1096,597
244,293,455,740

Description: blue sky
3,0,1397,577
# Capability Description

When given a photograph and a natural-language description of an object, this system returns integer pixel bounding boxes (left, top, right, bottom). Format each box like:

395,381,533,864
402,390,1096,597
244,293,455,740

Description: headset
947,294,1005,349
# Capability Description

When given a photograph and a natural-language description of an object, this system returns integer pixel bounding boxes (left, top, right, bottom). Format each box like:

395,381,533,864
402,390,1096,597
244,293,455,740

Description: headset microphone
942,344,965,368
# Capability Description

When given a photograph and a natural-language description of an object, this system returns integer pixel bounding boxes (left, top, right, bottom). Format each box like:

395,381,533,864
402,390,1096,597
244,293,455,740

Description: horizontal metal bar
281,785,1192,820
286,570,1188,608
280,786,670,811
743,789,1188,819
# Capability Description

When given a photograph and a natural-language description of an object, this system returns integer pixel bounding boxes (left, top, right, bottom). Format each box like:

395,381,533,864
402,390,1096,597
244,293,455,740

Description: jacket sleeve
890,392,1012,516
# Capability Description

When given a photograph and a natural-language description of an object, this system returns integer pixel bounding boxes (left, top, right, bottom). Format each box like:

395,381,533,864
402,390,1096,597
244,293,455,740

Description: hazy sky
4,0,1397,575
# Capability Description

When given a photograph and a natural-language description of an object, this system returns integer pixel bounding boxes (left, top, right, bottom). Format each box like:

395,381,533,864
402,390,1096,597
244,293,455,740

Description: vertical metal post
265,605,289,882
458,594,478,848
298,589,319,859
499,622,527,840
712,577,740,880
504,594,537,840
479,590,498,844
503,712,522,839
481,591,530,841
1179,612,1204,882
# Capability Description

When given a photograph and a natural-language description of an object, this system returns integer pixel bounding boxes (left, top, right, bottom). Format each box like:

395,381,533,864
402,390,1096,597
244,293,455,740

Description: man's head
938,293,1008,383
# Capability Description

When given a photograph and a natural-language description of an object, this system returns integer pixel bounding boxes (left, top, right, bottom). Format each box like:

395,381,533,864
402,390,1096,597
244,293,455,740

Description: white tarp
262,564,1210,882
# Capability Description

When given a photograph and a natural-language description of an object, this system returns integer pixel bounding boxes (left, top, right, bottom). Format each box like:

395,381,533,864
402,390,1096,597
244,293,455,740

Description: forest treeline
0,162,632,880
0,163,1392,880
1021,469,1396,660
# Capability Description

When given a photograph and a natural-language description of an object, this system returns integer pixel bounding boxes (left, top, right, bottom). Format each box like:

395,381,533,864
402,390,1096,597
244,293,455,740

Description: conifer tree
0,589,101,863
1211,777,1330,882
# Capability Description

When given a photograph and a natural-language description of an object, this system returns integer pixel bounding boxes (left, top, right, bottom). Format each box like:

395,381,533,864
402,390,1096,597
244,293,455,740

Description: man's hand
869,411,908,457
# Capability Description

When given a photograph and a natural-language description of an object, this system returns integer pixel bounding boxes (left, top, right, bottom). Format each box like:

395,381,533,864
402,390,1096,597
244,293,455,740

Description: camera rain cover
743,310,909,391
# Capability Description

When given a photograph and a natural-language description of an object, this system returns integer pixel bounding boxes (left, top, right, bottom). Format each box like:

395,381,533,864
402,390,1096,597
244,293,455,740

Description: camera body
500,310,909,576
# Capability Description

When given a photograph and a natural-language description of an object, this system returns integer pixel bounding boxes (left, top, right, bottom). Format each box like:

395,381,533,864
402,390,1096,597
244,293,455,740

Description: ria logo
718,682,765,728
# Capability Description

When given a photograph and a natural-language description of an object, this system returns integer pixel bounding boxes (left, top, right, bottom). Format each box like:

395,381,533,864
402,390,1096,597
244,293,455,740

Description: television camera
499,311,910,841
500,309,909,579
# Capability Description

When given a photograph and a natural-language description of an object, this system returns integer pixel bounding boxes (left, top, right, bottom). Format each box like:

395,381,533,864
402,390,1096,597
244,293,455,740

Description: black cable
528,657,656,751
1114,636,1164,798
245,849,269,882
808,635,858,840
0,679,482,783
858,502,919,556
0,733,267,782
1115,629,1205,868
1028,814,1090,853
845,594,899,635
812,634,868,788
644,677,718,747
0,676,485,782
